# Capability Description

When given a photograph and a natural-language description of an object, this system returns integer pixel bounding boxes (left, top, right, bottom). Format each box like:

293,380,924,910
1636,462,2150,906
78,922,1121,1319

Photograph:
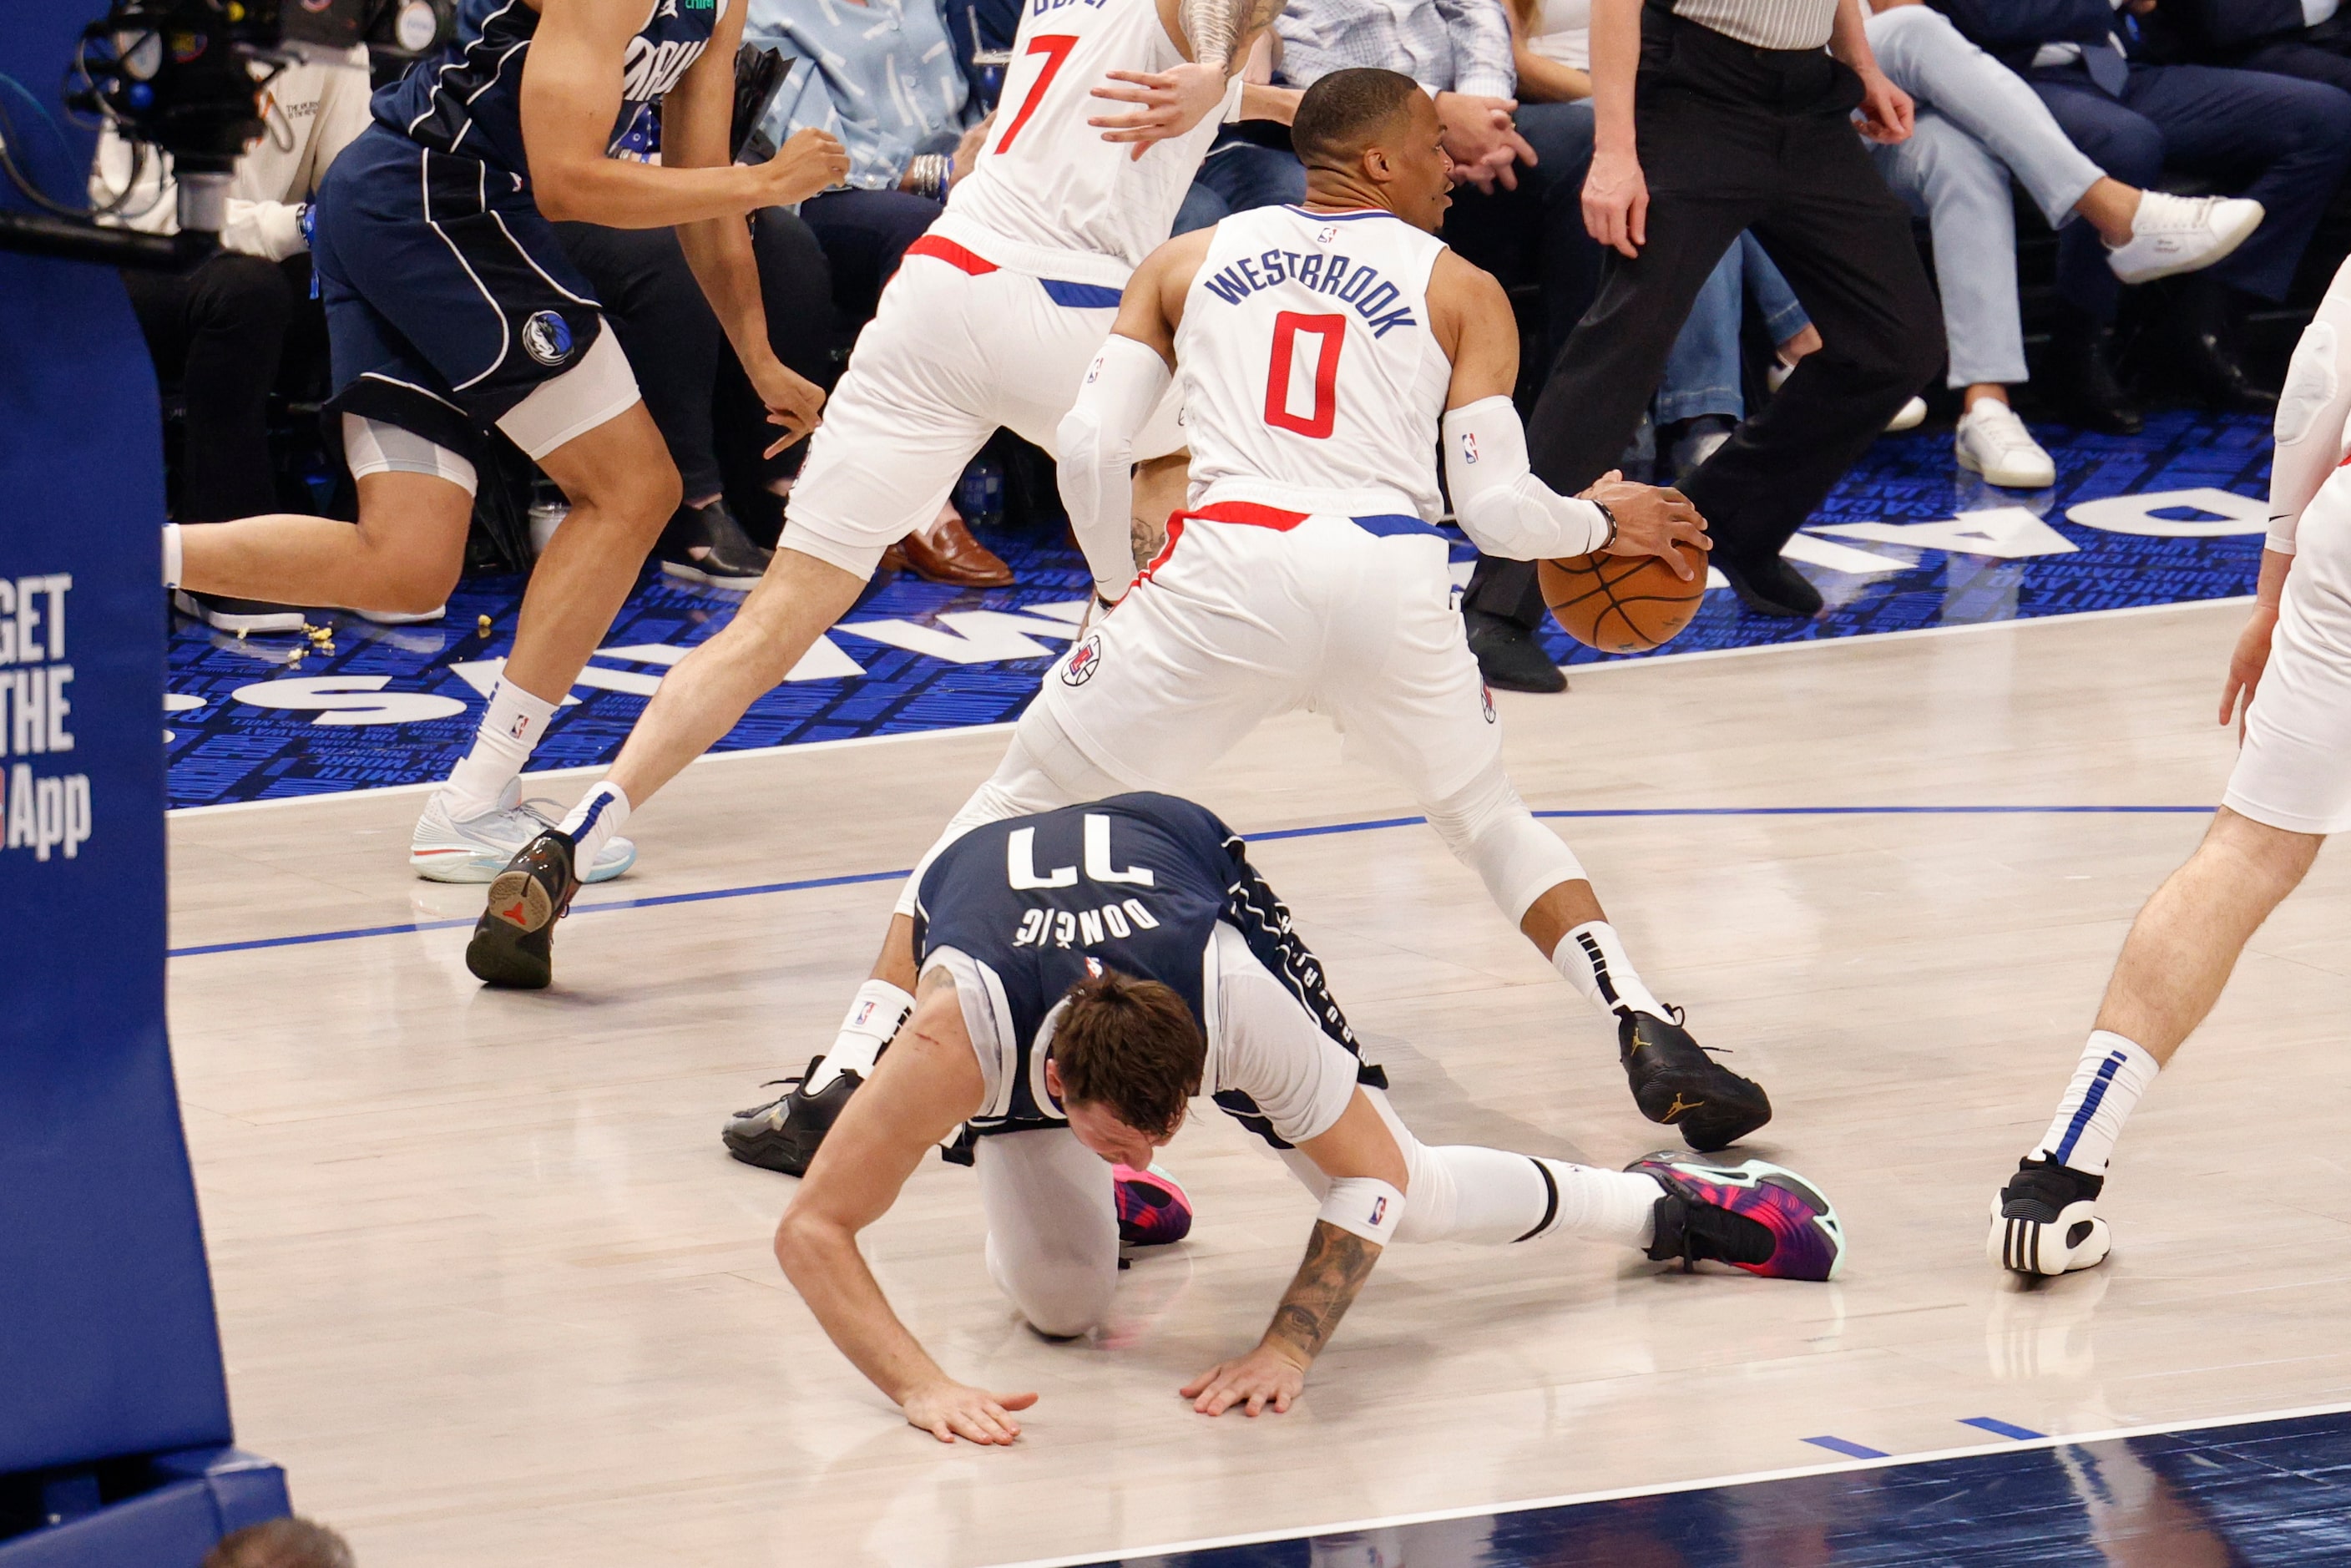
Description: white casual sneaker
356,604,447,625
410,781,635,883
1885,395,1928,432
1954,399,2057,488
2106,192,2263,286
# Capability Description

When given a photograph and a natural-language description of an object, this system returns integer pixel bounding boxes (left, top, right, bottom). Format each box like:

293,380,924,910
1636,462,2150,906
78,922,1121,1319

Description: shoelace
1627,1002,1740,1056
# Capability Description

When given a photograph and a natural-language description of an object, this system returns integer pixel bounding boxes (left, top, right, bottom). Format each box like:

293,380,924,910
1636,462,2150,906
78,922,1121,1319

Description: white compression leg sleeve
977,1127,1120,1338
1280,1092,1659,1251
1420,762,1587,925
891,703,1134,918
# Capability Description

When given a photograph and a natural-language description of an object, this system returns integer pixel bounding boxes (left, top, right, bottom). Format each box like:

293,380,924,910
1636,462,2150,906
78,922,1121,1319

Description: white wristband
1317,1176,1404,1246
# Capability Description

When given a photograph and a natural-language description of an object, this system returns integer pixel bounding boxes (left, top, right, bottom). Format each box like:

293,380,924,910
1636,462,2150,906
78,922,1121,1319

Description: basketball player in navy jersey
162,0,849,883
772,793,1845,1444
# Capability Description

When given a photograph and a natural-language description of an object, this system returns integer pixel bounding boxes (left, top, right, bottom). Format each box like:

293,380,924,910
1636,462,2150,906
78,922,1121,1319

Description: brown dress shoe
898,510,1014,587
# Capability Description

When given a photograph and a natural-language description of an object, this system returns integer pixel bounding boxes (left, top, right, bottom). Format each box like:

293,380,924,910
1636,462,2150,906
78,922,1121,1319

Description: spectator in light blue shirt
747,0,985,322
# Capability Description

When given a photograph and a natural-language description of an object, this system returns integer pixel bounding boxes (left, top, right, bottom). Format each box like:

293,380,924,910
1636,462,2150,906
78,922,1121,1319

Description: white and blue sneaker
410,781,635,884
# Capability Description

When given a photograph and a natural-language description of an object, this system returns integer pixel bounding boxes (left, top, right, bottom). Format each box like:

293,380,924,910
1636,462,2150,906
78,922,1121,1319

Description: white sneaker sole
2109,206,2263,286
410,839,636,884
1955,442,2056,490
1988,1198,2111,1276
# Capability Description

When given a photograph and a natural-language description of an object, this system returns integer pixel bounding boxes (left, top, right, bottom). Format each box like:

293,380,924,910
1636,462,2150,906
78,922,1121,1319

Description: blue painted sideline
1960,1416,2047,1440
1802,1436,1890,1459
167,804,2217,960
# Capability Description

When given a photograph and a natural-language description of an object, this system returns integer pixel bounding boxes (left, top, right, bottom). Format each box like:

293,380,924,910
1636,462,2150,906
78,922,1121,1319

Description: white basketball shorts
779,235,1183,580
1035,502,1503,804
2227,468,2351,835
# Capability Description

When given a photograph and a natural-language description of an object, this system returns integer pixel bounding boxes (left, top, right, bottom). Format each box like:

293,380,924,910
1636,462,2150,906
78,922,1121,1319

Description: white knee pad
985,1232,1114,1338
1422,767,1586,924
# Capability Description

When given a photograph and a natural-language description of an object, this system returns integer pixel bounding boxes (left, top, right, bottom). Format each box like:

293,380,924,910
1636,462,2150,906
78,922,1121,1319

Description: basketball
1538,544,1708,654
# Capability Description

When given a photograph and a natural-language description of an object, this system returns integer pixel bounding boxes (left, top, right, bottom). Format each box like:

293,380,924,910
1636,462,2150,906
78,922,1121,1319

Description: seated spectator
1867,0,2264,473
745,0,1014,583
1932,0,2351,422
2143,0,2351,92
94,45,372,635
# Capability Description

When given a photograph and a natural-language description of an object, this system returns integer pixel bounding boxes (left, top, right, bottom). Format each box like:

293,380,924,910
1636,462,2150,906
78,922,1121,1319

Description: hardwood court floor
164,598,2351,1568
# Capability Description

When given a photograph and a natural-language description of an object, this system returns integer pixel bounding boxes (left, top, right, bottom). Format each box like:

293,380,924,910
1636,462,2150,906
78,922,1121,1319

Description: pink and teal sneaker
1114,1163,1193,1248
1628,1151,1846,1282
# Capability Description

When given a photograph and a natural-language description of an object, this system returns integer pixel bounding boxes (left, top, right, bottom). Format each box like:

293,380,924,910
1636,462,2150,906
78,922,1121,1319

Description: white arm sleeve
1440,395,1612,561
1056,334,1174,601
1211,924,1362,1146
2270,258,2351,555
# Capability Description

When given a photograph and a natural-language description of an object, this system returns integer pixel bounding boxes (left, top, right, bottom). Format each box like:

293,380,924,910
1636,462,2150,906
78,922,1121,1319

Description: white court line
978,1394,2351,1568
167,595,2252,819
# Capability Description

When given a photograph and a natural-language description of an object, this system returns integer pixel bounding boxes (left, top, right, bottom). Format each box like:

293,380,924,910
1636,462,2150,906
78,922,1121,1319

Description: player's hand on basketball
1090,64,1229,159
750,356,826,458
1588,478,1711,581
761,128,852,205
1181,1343,1308,1417
900,1379,1039,1445
2220,603,2279,737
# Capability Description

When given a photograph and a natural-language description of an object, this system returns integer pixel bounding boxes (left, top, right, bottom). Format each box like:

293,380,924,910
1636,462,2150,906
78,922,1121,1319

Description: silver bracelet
906,153,951,200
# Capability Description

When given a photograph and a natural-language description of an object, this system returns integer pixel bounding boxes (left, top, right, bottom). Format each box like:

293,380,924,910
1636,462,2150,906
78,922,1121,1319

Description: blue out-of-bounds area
163,408,2273,811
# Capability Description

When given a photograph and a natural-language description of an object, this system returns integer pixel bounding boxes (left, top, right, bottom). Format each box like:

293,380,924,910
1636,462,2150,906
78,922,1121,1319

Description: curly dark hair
1052,969,1206,1138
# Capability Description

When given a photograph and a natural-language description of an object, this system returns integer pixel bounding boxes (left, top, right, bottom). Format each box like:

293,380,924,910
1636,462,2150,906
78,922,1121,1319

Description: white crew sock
442,678,558,818
804,978,917,1093
162,524,184,590
2030,1029,2161,1176
1525,1158,1662,1250
558,781,630,867
1554,920,1668,1020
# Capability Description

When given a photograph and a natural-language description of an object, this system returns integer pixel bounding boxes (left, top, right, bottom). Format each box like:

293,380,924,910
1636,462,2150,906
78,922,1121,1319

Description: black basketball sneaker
464,829,581,989
1990,1156,2111,1276
723,1057,864,1176
1619,1007,1772,1151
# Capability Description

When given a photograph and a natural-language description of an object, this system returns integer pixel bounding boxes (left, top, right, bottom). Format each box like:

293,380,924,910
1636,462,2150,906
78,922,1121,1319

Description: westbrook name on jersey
913,794,1380,1147
380,0,729,182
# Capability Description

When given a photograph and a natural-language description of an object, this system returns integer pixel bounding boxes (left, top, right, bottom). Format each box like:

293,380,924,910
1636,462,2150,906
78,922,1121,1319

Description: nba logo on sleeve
1368,1195,1387,1226
522,311,574,367
1062,633,1103,686
1459,432,1479,464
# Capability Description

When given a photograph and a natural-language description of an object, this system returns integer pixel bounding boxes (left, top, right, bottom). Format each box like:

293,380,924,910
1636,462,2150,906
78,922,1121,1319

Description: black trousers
124,252,296,522
1467,9,1944,627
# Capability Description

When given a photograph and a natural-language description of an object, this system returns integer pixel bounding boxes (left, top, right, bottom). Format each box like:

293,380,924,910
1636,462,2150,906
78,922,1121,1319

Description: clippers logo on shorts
1062,633,1103,686
521,311,574,367
1480,683,1495,724
1368,1195,1388,1226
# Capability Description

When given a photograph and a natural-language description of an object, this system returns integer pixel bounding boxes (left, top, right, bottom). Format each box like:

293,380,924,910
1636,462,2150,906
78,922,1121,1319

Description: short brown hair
204,1519,356,1568
1052,970,1205,1137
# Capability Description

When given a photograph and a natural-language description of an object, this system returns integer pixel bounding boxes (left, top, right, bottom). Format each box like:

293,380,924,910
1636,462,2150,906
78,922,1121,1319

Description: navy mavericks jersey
914,793,1379,1146
375,0,728,183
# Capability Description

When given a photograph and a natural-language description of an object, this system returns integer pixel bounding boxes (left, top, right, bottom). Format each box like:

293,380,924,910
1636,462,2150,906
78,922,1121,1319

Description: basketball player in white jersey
773,794,1844,1444
1990,255,2351,1277
463,0,1290,966
687,70,1775,1181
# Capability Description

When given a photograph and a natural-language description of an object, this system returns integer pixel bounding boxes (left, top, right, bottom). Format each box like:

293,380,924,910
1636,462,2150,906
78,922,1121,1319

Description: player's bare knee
2209,807,2323,893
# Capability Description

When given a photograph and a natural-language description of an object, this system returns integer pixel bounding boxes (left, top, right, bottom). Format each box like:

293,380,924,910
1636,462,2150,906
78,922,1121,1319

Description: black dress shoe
1714,549,1822,619
2047,317,2144,436
2178,280,2278,412
1464,608,1566,693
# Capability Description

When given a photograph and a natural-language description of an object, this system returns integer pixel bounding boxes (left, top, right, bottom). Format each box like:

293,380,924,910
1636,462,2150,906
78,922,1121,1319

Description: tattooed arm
1181,1088,1409,1416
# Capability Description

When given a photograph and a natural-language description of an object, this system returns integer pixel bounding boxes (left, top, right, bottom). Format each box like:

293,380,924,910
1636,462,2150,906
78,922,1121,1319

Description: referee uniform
1465,0,1943,625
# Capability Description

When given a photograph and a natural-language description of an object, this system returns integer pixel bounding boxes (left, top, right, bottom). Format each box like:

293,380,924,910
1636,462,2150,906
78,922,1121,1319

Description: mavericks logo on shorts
1062,634,1103,687
521,311,574,367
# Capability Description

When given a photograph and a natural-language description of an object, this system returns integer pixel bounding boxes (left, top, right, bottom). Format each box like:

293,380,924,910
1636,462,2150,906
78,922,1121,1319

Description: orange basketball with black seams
1538,544,1708,654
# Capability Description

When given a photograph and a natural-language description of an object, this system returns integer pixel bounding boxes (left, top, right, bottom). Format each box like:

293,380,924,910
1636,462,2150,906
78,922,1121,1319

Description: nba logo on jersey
1315,225,1338,246
521,311,573,367
1063,634,1103,686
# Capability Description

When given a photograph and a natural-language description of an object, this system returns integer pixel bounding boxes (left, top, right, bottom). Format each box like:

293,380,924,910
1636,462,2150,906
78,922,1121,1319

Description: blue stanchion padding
0,8,283,1561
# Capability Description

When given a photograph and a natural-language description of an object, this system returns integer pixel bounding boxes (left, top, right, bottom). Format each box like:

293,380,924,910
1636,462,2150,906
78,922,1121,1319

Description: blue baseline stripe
1960,1417,2047,1440
2053,1050,2129,1164
168,805,2215,960
1804,1436,1889,1459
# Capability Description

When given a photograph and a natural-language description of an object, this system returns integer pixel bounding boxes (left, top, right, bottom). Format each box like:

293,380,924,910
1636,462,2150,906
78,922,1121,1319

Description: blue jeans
1174,133,1307,234
1656,234,1809,424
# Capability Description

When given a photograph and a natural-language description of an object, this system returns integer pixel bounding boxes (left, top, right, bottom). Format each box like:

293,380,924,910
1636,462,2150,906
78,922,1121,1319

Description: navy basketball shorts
311,124,640,471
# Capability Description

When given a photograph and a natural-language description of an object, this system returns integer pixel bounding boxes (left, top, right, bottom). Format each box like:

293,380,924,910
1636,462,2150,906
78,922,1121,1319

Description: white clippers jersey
931,0,1240,289
1177,205,1453,521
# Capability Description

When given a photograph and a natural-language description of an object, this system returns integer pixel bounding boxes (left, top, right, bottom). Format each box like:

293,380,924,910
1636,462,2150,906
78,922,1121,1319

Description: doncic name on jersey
1004,813,1165,950
1197,238,1420,337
